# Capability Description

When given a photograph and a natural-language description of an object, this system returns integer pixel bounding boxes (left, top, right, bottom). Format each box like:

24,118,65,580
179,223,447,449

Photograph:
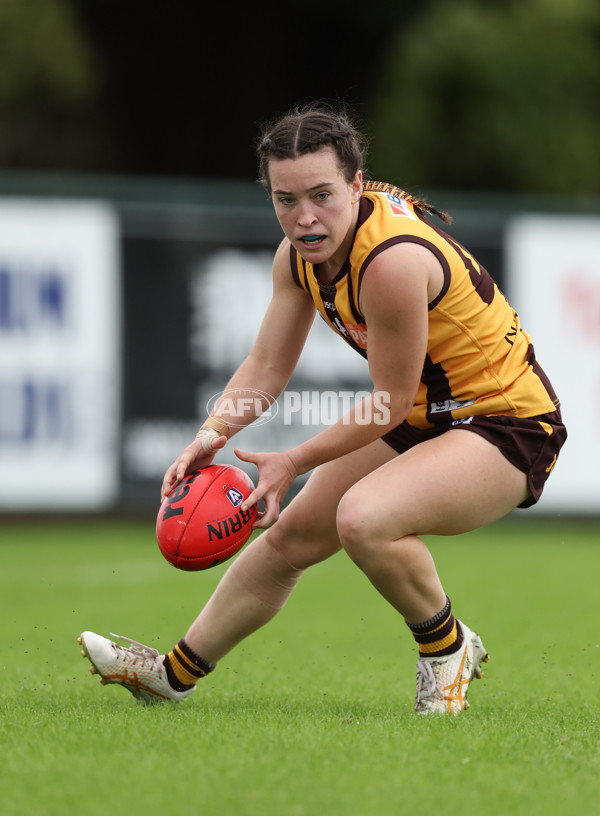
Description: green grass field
0,517,598,816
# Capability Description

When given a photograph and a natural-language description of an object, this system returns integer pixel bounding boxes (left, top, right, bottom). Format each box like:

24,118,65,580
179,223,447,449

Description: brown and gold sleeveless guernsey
289,180,559,430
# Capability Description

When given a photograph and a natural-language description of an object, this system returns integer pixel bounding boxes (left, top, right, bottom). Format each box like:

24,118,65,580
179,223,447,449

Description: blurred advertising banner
119,224,370,512
506,215,600,515
1,176,593,517
0,200,120,511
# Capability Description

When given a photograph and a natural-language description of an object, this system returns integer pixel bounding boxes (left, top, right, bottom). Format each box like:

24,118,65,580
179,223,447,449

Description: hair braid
256,101,452,225
362,180,452,225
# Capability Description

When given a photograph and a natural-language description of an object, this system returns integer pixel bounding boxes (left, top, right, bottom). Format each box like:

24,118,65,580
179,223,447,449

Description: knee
336,489,377,565
268,506,340,570
227,531,303,610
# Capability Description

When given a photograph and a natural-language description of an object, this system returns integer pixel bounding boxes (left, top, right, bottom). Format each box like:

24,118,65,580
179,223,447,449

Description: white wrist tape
195,427,220,454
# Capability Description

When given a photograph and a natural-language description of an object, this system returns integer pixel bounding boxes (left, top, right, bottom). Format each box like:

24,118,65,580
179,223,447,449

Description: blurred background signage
0,200,120,510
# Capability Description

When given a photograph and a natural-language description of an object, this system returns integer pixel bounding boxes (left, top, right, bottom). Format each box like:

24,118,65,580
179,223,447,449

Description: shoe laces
415,659,437,703
110,633,163,672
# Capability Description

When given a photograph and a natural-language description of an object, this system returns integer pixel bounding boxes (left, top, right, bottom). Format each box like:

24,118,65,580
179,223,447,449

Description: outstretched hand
234,448,299,529
160,432,227,502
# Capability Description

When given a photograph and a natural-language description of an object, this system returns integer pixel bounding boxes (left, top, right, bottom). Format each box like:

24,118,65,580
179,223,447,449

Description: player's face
269,147,362,270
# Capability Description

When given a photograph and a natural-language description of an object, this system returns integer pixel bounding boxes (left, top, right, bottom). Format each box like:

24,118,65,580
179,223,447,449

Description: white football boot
78,631,195,704
414,621,489,715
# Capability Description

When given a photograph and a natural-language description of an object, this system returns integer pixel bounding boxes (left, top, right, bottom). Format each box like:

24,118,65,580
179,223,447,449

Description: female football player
79,101,566,713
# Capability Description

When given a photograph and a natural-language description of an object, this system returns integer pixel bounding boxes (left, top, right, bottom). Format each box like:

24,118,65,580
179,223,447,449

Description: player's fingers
175,453,194,482
210,435,228,451
234,447,256,465
161,451,195,501
241,483,263,513
252,496,280,529
241,476,279,526
196,428,225,455
161,465,179,501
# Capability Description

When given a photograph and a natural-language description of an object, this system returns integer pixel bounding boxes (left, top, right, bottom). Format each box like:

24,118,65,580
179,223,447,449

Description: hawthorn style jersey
289,180,559,429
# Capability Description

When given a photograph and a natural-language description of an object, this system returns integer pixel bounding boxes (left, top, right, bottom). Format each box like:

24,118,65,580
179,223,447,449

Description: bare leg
185,533,296,662
185,438,396,662
336,430,529,622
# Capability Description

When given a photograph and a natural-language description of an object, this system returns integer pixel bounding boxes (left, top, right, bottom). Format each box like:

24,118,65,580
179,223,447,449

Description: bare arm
285,242,435,468
240,242,442,524
208,242,315,430
161,239,315,499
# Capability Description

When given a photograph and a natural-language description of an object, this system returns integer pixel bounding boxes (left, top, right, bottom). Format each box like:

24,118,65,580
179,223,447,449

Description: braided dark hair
256,101,452,225
256,101,367,192
362,181,452,225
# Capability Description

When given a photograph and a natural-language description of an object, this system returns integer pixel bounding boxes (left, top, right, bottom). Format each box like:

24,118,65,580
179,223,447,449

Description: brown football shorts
381,408,567,508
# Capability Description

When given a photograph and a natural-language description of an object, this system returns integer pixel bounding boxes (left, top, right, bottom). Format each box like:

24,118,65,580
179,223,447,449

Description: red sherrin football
156,464,257,571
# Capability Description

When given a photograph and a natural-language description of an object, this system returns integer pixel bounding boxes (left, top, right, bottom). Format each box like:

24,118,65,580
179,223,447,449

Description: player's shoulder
271,237,305,293
273,236,293,264
272,237,294,279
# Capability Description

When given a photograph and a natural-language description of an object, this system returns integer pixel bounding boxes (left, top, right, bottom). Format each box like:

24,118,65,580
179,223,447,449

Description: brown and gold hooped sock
406,596,464,658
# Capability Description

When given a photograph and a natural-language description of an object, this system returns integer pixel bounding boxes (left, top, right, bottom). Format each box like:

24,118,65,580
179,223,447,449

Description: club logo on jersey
225,486,244,507
332,316,349,337
385,194,416,219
